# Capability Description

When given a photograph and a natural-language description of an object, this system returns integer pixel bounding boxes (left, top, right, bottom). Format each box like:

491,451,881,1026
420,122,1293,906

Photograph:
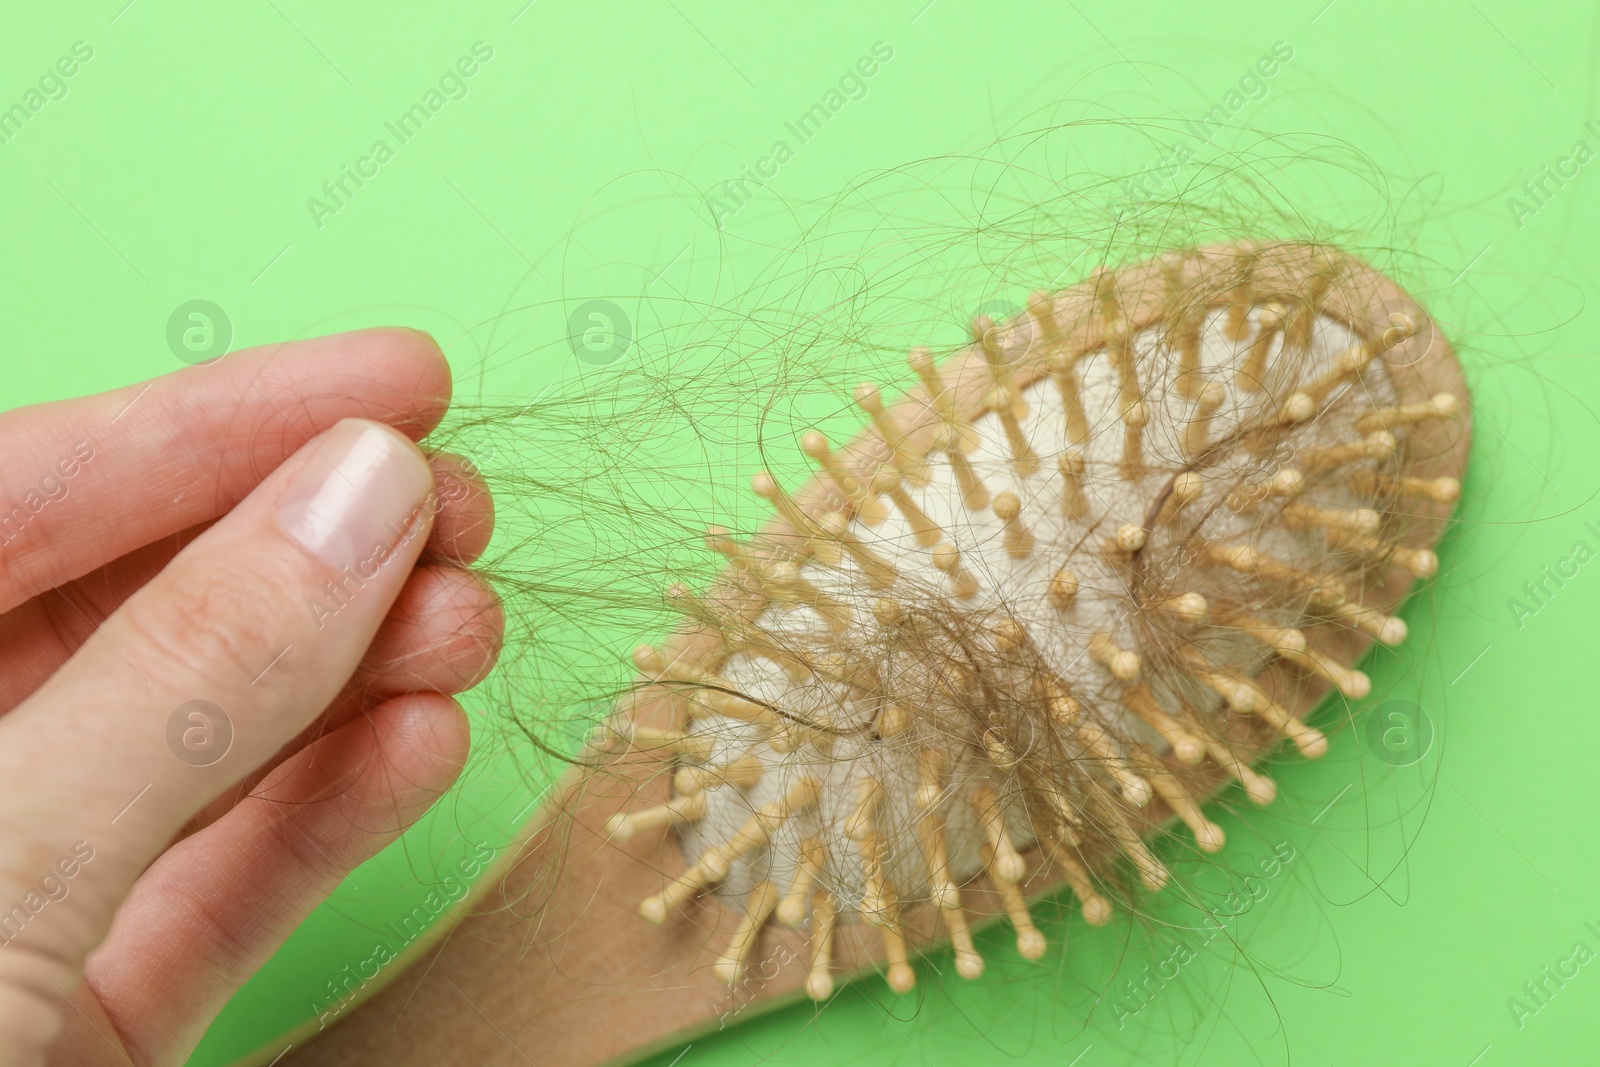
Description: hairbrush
281,240,1469,1067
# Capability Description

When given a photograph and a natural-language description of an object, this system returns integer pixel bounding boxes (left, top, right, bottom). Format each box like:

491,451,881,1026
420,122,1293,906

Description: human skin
0,329,503,1066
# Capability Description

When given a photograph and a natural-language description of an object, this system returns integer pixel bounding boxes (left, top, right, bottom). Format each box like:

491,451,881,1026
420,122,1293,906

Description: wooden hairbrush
279,241,1469,1067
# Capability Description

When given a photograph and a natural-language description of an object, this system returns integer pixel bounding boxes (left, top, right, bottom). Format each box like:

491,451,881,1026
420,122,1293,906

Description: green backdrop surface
3,1,1599,1065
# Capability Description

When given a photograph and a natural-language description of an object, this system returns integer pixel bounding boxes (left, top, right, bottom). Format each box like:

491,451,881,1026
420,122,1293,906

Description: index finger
0,327,451,614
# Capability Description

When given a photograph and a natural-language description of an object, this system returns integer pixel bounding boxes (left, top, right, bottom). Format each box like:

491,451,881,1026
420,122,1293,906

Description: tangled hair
296,125,1477,1067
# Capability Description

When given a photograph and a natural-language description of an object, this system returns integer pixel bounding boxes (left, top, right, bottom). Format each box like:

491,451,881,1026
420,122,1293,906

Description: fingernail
275,419,435,569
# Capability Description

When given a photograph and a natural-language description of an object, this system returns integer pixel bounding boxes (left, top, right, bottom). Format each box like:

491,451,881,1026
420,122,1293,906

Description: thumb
0,418,437,1063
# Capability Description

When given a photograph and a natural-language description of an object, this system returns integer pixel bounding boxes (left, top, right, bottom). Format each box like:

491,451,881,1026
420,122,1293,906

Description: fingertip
376,327,454,437
362,564,504,696
374,692,472,799
425,451,495,564
426,565,505,693
317,327,454,439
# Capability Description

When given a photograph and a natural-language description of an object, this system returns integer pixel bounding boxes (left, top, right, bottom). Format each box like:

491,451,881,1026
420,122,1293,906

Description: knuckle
154,874,269,990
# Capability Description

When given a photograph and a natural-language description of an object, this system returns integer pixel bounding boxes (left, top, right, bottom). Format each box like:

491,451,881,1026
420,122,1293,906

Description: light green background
3,1,1598,1064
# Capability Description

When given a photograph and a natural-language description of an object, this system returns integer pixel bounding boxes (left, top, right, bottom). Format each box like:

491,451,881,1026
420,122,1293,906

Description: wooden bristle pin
1180,651,1329,758
802,430,889,526
1303,337,1380,403
1089,633,1141,680
1301,430,1395,473
1036,675,1075,726
1027,289,1060,353
1121,409,1146,481
1086,790,1167,889
1327,527,1440,578
673,756,764,795
1282,637,1372,699
845,773,883,843
633,643,775,729
1090,265,1122,322
882,467,943,546
1050,353,1090,447
1033,291,1090,444
1282,500,1382,535
664,581,734,634
1165,253,1208,398
1033,781,1084,849
988,386,1040,476
751,472,842,567
1222,249,1258,340
1165,470,1206,522
990,617,1028,656
874,700,913,738
817,510,899,589
776,839,826,926
1058,449,1089,517
1236,303,1284,390
1122,683,1204,764
1284,252,1339,352
881,916,916,993
805,892,837,1000
1075,716,1152,809
716,618,814,685
932,541,980,599
944,438,991,511
916,746,946,809
910,346,978,453
1203,542,1345,601
630,642,679,681
1206,737,1278,806
848,775,893,921
715,882,779,984
1316,590,1408,647
941,899,984,979
1039,836,1113,926
1144,766,1226,853
856,382,930,485
1215,609,1308,656
1356,392,1460,434
637,778,820,925
1276,390,1316,426
916,754,957,910
973,314,1023,400
1376,306,1420,350
992,491,1034,559
687,677,787,729
1348,470,1462,504
981,728,1019,770
598,241,1466,1016
1185,380,1226,459
969,784,1026,884
604,791,709,842
1105,317,1142,423
1241,470,1305,511
981,843,1047,961
703,525,763,582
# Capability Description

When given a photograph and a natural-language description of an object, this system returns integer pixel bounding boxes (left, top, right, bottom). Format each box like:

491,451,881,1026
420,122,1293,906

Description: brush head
610,241,1471,994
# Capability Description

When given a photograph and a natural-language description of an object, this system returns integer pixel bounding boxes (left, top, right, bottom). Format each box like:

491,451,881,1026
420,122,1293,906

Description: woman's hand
0,329,502,1066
